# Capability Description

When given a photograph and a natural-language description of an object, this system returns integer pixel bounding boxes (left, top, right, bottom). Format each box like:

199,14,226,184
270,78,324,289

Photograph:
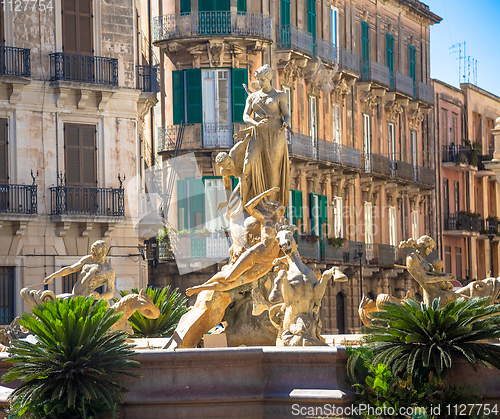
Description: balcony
322,239,345,261
444,212,481,235
416,81,434,106
154,12,272,44
49,53,118,86
287,131,318,160
339,47,360,77
441,144,477,171
364,153,391,177
0,183,37,214
391,71,415,98
318,138,341,164
137,65,158,93
297,235,321,259
277,25,314,57
157,123,245,153
0,46,31,78
315,37,338,67
158,233,232,260
391,160,414,182
345,241,366,263
361,60,391,88
50,186,124,217
341,144,363,170
418,166,435,187
367,243,397,266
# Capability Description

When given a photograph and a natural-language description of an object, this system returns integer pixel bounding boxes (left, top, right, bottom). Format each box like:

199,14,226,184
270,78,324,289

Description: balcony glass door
361,21,369,78
199,0,230,35
363,113,371,171
411,129,418,181
202,69,231,147
309,95,317,158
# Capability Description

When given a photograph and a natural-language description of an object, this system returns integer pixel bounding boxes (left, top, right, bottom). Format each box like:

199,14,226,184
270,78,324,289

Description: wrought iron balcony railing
339,47,360,76
49,53,118,85
366,243,397,266
444,213,480,232
154,12,272,43
416,80,434,105
391,71,415,97
50,186,124,216
391,160,414,182
137,65,158,93
158,123,246,152
316,37,338,67
361,60,391,87
159,233,232,260
0,46,31,78
418,166,435,186
441,144,471,164
277,25,314,57
318,139,341,164
0,183,37,214
364,153,391,177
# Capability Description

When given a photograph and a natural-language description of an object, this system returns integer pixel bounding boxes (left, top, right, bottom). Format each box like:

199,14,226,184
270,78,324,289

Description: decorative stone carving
331,78,350,103
207,39,224,67
408,107,424,129
495,117,500,130
281,60,302,84
360,90,379,113
385,100,404,122
110,290,161,335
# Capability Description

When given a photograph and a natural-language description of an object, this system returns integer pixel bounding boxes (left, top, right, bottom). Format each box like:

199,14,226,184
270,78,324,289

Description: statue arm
278,91,291,127
43,255,92,284
243,95,258,127
245,187,280,223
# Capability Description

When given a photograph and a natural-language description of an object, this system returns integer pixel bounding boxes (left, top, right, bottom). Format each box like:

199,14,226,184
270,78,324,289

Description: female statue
240,64,290,207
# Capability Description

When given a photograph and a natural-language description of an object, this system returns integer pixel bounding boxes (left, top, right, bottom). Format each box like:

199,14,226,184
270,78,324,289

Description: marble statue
21,240,115,309
240,64,290,207
110,290,160,335
269,228,348,346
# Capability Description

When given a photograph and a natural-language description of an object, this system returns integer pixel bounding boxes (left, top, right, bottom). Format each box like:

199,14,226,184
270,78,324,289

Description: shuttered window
0,119,8,184
0,267,15,324
0,3,4,45
309,193,327,238
62,0,93,54
180,0,191,14
409,45,416,82
176,178,206,230
386,34,394,72
172,71,185,125
186,69,202,124
307,0,316,36
361,22,369,62
237,0,246,12
281,0,290,26
62,272,79,294
64,124,96,187
199,0,230,11
232,68,247,124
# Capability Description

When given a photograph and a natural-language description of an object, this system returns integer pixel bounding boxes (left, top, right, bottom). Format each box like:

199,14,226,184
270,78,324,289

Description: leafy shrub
2,296,140,419
118,286,188,338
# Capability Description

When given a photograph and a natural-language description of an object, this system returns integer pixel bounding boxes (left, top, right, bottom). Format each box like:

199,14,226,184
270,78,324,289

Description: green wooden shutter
185,69,202,124
189,178,205,229
386,34,394,71
294,190,303,221
180,0,191,14
307,0,316,36
232,68,248,124
199,0,213,11
281,0,290,26
177,179,188,230
215,0,229,10
172,70,185,125
237,0,246,12
409,46,416,82
320,194,327,227
361,22,369,62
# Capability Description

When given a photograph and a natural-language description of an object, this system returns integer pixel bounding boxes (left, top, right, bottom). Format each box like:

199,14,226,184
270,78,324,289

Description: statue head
416,235,435,255
215,152,233,170
91,240,109,259
276,227,298,257
254,64,272,88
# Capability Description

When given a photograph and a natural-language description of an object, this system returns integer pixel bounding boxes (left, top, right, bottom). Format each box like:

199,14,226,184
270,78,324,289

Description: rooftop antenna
449,41,477,86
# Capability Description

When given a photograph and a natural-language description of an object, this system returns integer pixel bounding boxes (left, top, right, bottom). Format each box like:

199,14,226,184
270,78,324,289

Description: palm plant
119,286,188,337
2,296,140,419
364,297,500,387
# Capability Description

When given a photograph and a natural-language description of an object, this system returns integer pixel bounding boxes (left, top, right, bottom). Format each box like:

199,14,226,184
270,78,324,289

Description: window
309,193,327,238
282,85,292,129
389,206,397,247
64,124,96,187
361,21,369,62
172,68,247,127
180,0,191,13
443,178,449,216
309,95,318,157
363,113,371,171
333,196,343,238
411,210,419,239
388,122,396,159
62,0,93,55
441,108,449,144
455,247,462,280
445,245,452,274
204,178,229,232
199,0,229,11
411,129,418,181
237,0,246,12
177,178,205,231
336,292,345,334
62,272,79,294
454,181,460,214
386,34,394,72
0,267,15,324
409,45,416,82
307,0,316,37
332,103,341,145
288,189,303,231
331,6,339,47
364,202,373,245
202,69,232,147
0,119,7,184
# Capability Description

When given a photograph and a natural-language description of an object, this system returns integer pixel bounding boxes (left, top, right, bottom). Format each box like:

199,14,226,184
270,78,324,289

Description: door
386,34,394,87
364,202,373,260
411,130,418,182
309,96,317,158
198,0,230,35
202,69,231,147
361,22,369,77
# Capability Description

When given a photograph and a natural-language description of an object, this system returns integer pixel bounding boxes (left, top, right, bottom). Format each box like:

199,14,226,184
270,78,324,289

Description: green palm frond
362,296,500,387
2,296,140,419
118,286,188,338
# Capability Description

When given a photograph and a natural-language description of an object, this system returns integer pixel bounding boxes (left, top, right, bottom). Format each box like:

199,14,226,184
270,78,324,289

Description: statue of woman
240,64,290,207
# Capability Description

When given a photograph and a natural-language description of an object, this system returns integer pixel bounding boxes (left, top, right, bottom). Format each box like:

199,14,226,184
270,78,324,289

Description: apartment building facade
0,0,160,323
434,80,500,285
153,0,441,333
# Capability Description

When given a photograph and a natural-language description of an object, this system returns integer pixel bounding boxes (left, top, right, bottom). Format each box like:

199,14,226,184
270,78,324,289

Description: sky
424,0,500,97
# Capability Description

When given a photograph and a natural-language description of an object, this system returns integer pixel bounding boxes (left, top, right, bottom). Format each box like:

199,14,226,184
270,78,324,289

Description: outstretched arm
43,255,92,284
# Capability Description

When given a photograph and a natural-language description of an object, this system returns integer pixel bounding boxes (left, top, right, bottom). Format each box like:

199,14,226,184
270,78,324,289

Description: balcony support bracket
101,222,116,237
9,81,28,105
98,91,113,111
13,221,27,236
79,222,94,237
78,89,90,110
55,87,71,108
56,222,71,237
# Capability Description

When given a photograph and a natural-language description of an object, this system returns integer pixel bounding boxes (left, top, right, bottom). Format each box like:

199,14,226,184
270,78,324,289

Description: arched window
336,292,346,334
